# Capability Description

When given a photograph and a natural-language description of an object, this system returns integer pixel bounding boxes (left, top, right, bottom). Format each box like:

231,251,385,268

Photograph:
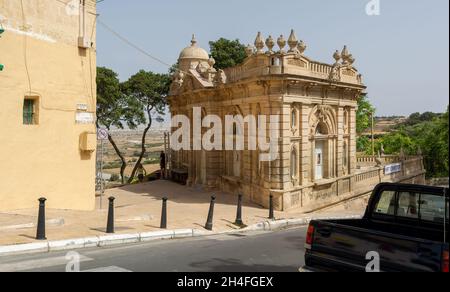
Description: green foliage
122,70,171,116
374,131,416,155
209,38,247,70
362,106,449,178
398,111,443,128
357,136,371,153
121,70,171,183
356,95,376,134
96,67,145,130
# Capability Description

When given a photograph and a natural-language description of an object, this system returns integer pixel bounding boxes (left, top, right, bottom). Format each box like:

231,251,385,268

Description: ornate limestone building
168,31,425,211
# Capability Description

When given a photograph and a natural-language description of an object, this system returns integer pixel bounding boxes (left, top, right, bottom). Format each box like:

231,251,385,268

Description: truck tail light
443,250,449,273
305,224,315,249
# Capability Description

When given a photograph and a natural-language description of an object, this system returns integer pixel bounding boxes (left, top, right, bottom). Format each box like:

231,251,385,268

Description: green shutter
23,99,34,125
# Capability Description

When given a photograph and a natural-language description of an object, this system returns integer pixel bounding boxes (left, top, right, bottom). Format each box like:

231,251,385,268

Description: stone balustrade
286,155,426,213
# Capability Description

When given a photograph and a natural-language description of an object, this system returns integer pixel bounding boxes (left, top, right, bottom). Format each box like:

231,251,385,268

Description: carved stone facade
168,31,368,211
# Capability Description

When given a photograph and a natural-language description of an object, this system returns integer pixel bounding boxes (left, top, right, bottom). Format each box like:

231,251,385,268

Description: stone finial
191,34,197,46
376,152,383,166
254,32,265,54
245,44,255,57
347,54,355,66
208,57,216,68
288,29,299,52
341,45,350,64
277,35,287,53
380,143,385,155
265,35,275,54
333,50,342,64
297,40,307,55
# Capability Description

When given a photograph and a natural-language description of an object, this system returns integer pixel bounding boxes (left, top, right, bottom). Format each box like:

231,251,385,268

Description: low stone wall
282,156,426,212
426,177,449,187
217,156,426,212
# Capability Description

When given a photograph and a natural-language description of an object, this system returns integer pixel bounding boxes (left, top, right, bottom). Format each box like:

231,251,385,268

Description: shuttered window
23,99,36,125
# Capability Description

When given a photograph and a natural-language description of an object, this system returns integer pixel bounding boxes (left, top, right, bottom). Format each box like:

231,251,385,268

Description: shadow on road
189,258,299,272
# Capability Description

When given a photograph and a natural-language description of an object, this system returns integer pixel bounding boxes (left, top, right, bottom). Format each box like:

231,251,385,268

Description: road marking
0,255,93,272
83,266,132,272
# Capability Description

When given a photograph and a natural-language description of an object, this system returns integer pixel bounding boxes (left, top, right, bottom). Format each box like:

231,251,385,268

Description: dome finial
288,29,299,52
254,32,265,54
191,34,197,46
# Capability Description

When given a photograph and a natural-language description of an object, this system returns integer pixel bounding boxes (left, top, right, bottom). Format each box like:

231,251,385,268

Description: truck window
420,194,447,223
374,190,396,216
398,192,419,219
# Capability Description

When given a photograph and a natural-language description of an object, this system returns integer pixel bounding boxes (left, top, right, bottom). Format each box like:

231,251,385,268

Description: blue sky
97,0,449,116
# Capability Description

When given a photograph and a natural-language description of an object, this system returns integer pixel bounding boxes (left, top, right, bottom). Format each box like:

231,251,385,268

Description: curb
240,214,362,233
0,214,362,257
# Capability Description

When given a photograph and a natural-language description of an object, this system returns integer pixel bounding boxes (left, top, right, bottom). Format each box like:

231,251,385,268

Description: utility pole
371,111,375,157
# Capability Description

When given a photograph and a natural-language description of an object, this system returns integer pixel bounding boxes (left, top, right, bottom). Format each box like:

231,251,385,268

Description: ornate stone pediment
288,58,308,68
329,65,341,82
342,67,357,77
309,105,337,136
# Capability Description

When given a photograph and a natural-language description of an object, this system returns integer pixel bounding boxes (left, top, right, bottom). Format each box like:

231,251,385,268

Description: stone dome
179,35,209,61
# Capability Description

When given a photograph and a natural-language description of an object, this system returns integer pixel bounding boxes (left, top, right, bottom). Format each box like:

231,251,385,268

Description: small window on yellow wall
23,97,38,125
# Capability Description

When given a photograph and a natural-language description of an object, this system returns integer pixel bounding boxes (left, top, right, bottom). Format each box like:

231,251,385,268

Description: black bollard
160,197,168,229
235,194,244,226
205,196,216,231
106,197,115,234
36,197,47,240
269,194,275,220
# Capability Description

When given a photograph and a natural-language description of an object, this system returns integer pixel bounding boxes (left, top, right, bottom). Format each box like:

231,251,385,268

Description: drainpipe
82,0,86,39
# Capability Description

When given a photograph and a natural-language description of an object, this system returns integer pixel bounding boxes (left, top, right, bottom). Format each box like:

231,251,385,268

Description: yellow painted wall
0,0,97,211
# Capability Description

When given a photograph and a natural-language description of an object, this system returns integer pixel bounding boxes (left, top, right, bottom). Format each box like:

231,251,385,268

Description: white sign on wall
385,163,402,175
75,112,94,124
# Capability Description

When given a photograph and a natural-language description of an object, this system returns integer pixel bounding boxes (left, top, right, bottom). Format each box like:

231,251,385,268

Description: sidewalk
0,180,365,247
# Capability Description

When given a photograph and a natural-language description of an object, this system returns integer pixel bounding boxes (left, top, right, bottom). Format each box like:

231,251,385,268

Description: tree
357,136,371,153
376,131,416,155
209,38,247,70
96,67,145,183
356,95,376,134
414,107,449,177
122,70,171,183
356,95,376,154
370,106,449,178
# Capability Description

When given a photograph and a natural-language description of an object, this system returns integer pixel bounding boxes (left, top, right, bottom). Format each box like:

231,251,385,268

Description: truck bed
306,219,448,272
320,219,447,243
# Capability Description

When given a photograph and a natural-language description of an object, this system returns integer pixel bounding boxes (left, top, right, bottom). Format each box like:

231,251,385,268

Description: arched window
271,57,280,66
291,108,297,129
343,141,348,170
291,148,298,179
315,122,328,135
343,110,349,133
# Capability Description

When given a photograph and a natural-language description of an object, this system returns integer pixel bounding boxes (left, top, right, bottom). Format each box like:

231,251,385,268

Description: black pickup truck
303,183,449,272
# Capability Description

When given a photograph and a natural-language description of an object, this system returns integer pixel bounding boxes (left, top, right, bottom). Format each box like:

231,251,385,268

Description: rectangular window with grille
23,98,38,125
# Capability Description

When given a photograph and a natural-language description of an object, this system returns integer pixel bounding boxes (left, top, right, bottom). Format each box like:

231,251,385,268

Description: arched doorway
309,105,337,182
314,122,328,180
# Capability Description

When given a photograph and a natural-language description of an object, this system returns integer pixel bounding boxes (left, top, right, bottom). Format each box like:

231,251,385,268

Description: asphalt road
0,227,307,272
